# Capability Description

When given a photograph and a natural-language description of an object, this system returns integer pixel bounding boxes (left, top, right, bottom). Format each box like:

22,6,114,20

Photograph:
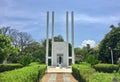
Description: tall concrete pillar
66,11,69,66
46,11,49,66
52,11,54,43
71,11,75,64
66,11,69,43
52,11,54,66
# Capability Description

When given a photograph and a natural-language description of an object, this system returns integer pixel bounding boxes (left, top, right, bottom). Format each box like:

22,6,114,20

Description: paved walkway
41,73,78,82
41,66,78,82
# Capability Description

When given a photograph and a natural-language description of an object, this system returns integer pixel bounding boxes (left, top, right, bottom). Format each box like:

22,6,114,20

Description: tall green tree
75,45,99,63
99,24,120,63
0,34,18,63
0,27,33,50
22,42,45,63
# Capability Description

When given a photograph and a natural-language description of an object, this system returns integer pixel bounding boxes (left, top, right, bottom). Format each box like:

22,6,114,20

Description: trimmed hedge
0,64,23,72
72,63,120,82
72,64,79,79
93,64,119,73
72,63,96,82
0,63,46,82
89,72,120,82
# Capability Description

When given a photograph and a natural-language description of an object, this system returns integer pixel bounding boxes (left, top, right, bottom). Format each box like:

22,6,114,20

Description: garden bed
0,62,46,82
72,63,120,82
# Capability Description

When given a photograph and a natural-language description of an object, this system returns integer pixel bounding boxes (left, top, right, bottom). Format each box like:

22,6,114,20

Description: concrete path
63,73,71,82
41,66,78,82
41,73,78,82
48,73,57,82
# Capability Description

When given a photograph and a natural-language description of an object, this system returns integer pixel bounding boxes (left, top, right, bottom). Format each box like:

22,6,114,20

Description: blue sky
0,0,120,47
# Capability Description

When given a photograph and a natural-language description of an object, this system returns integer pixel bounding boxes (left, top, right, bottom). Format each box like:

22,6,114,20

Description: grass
0,62,46,82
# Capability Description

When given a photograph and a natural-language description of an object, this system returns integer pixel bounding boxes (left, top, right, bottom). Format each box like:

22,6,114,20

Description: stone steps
46,66,72,73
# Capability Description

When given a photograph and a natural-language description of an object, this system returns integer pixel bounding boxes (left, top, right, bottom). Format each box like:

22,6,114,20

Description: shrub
72,64,79,78
0,63,46,82
79,65,96,82
72,63,120,82
20,55,31,66
89,72,120,82
0,54,5,63
35,58,41,63
0,64,23,72
118,68,120,74
72,63,96,82
117,58,120,67
86,55,100,67
93,64,119,73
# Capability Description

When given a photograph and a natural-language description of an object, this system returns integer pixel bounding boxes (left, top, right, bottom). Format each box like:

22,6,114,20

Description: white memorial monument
46,11,75,67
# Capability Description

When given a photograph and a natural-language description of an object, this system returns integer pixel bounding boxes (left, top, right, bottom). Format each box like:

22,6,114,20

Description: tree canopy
99,24,120,63
0,34,18,63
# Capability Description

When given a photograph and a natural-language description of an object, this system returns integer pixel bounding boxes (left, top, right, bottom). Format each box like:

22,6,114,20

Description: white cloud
79,40,97,48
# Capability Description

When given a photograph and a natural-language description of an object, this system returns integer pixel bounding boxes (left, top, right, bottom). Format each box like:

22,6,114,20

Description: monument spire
46,11,49,66
52,11,54,66
66,11,69,43
71,11,75,64
66,11,69,66
52,11,54,42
